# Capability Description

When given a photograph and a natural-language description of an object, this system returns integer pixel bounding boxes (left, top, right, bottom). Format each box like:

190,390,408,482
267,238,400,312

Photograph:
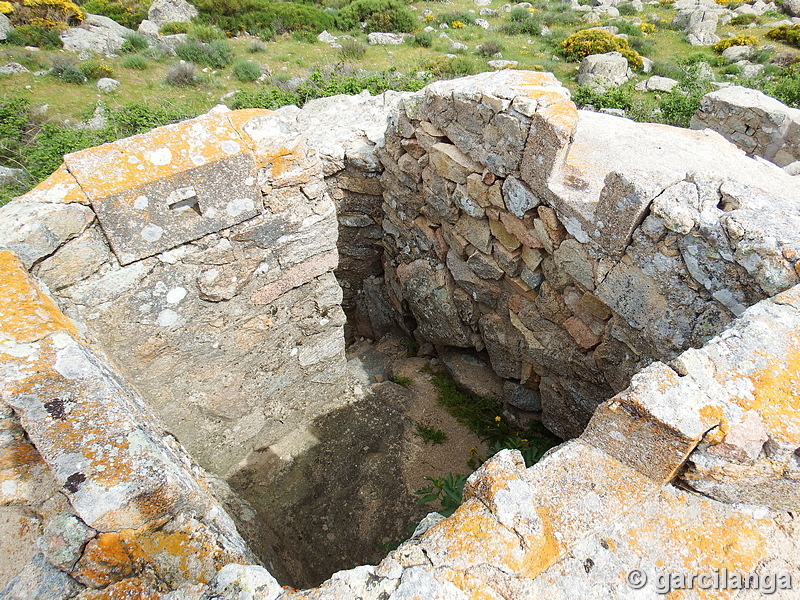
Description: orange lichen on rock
63,112,252,201
708,332,800,446
0,250,77,345
74,577,165,600
13,165,90,205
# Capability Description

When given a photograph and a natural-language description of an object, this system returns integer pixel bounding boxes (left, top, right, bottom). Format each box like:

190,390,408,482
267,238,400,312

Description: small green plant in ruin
414,369,560,516
415,423,448,445
414,473,468,517
392,375,413,388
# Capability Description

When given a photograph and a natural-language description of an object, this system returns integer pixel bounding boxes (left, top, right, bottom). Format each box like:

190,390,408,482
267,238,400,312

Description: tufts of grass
392,375,413,388
415,423,448,445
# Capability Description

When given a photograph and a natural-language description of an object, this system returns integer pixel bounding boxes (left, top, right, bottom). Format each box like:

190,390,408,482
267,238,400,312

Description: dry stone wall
4,108,348,480
691,85,800,170
377,71,800,439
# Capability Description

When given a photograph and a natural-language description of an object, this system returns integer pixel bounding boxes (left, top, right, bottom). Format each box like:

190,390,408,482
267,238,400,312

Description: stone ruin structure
0,70,799,599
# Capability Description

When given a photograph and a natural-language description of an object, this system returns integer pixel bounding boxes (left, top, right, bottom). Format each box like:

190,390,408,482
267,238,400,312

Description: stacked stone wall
691,85,800,169
377,71,800,439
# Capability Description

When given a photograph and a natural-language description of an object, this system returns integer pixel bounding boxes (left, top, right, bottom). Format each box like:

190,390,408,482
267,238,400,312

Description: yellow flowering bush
713,34,758,52
639,23,655,35
560,28,644,70
451,20,465,28
0,1,14,13
10,0,83,27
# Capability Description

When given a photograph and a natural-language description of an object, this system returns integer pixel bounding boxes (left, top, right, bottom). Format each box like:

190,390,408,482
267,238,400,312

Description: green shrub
78,60,113,80
509,6,530,21
767,24,800,49
61,66,87,84
338,38,366,60
165,62,197,86
439,10,476,26
120,32,150,53
0,97,30,142
175,40,233,68
713,34,758,53
232,59,262,81
187,23,227,41
477,39,503,58
573,84,635,110
5,24,62,48
231,68,427,109
121,54,149,69
159,21,190,35
659,89,705,127
729,13,758,25
758,65,800,107
411,31,433,47
618,2,638,15
415,473,466,517
651,59,682,79
81,0,146,28
336,0,415,33
500,14,541,36
27,125,97,182
560,27,643,69
269,2,334,33
419,54,477,77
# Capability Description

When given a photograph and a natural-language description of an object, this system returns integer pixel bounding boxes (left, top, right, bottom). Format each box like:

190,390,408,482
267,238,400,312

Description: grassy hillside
0,0,798,203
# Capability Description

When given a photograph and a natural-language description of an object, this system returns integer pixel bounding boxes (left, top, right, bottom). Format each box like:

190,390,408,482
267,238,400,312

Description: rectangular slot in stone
88,153,261,265
167,187,202,216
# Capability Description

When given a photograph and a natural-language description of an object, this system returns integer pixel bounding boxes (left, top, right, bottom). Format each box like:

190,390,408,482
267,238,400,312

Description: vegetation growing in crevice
414,369,560,517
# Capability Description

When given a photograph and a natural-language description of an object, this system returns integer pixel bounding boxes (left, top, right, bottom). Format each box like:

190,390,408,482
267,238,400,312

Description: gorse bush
713,34,757,52
81,0,146,28
8,0,83,29
232,59,262,81
77,59,113,80
419,54,476,77
560,27,643,69
729,13,758,25
175,40,234,68
767,24,800,49
336,0,415,33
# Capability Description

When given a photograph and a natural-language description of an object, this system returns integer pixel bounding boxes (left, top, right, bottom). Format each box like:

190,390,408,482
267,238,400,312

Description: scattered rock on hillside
317,30,337,43
691,85,800,167
722,44,752,60
97,77,120,93
784,0,800,16
137,18,160,37
476,17,491,29
147,0,198,27
673,5,723,46
0,62,29,75
487,59,518,69
61,13,137,54
0,13,12,41
367,32,406,45
577,51,632,91
635,74,679,92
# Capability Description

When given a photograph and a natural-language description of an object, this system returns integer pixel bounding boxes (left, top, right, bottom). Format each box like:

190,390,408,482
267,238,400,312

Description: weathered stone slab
64,113,263,264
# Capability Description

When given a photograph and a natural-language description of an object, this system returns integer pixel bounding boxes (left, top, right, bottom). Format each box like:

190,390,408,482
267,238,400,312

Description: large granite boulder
577,51,632,91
